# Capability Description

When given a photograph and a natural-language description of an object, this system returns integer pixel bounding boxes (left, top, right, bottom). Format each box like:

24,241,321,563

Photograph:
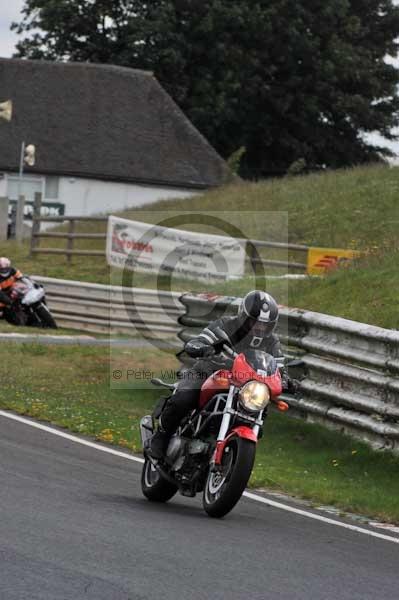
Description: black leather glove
204,345,216,358
287,377,300,395
284,377,299,394
185,339,215,358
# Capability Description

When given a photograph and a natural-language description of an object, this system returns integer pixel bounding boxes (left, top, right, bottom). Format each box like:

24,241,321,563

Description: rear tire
203,437,256,518
35,303,57,329
141,458,178,503
4,306,27,326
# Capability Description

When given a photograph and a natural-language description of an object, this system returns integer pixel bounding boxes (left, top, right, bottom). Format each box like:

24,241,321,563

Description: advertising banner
307,247,362,275
106,216,246,281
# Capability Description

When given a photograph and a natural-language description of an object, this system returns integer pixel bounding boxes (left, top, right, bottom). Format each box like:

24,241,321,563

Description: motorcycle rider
0,257,24,312
150,290,295,459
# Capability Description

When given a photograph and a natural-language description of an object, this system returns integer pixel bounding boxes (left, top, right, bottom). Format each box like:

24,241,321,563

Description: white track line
0,410,144,464
1,409,398,545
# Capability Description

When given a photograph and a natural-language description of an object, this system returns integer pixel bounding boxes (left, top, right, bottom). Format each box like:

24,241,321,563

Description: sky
0,1,24,58
1,0,399,160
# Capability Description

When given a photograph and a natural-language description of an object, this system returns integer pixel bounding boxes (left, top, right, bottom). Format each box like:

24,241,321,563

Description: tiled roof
0,58,232,189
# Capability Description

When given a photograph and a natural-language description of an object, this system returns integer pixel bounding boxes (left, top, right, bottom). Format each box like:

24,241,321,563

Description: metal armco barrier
33,276,184,337
28,280,399,452
178,293,399,453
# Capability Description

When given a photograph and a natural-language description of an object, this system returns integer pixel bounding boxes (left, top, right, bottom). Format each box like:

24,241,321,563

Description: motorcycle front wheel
203,436,256,518
34,303,57,328
141,458,178,503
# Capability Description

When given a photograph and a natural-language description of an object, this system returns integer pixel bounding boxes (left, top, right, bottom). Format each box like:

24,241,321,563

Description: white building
0,172,200,219
0,58,232,221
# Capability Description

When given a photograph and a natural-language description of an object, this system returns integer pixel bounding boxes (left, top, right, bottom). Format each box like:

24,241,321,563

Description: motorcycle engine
165,435,187,471
166,436,209,476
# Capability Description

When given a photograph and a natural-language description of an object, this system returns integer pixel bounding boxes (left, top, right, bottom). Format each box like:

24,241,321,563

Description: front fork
212,385,261,467
216,385,235,443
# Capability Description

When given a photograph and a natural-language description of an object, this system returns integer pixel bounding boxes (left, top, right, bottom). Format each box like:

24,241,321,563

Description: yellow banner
307,247,362,275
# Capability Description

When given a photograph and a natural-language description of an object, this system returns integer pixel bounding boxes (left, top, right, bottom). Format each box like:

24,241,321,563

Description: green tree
12,0,399,177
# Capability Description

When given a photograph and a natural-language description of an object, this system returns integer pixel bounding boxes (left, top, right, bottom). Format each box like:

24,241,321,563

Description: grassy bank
124,163,399,250
2,341,399,523
1,163,399,328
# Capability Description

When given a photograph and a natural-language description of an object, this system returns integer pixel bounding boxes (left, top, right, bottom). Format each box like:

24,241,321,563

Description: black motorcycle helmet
237,291,279,337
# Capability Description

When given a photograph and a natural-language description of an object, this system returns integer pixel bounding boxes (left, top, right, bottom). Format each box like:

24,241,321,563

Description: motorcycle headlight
239,381,270,412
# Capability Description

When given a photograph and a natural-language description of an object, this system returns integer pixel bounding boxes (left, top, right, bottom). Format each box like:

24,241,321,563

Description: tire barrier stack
178,293,399,453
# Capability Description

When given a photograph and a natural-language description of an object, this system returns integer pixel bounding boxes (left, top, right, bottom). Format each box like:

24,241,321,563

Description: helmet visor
0,268,11,276
246,318,277,337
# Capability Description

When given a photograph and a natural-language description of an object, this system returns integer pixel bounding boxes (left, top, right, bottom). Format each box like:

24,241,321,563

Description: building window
45,176,59,199
7,174,43,201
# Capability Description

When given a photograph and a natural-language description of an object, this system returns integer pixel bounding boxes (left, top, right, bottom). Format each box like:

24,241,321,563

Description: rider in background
0,257,23,313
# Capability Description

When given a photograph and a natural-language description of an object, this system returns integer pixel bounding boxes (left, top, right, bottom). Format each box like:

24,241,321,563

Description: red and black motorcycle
140,334,291,518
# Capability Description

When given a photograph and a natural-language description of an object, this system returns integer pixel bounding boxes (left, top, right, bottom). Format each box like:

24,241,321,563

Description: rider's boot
149,422,171,459
149,387,198,459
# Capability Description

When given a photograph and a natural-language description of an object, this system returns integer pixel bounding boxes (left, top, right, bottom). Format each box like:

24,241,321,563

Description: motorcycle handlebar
222,343,238,358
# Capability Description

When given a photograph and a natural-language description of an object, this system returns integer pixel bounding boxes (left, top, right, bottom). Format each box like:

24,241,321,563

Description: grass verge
0,320,106,337
1,164,399,328
2,341,399,523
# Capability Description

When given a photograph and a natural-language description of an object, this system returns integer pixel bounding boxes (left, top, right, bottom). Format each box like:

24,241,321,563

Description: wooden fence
29,192,310,272
29,193,107,263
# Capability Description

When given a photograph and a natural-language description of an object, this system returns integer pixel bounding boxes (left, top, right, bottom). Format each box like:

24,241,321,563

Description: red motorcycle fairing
198,370,231,409
231,353,283,397
214,426,258,465
198,353,283,409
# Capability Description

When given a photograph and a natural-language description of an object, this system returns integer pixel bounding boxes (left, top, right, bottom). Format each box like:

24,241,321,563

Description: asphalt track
1,413,398,600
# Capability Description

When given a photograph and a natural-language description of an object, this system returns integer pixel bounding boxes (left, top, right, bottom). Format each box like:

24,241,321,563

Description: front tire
141,458,178,503
34,303,57,328
203,437,256,518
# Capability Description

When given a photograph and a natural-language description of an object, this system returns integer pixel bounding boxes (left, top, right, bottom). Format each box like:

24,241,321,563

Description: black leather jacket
186,315,285,372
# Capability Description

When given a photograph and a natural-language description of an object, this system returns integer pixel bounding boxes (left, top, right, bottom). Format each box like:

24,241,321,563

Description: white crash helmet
0,257,11,278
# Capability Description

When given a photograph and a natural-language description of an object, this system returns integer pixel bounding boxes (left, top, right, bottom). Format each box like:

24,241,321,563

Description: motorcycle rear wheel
4,308,27,326
203,437,256,518
141,458,178,503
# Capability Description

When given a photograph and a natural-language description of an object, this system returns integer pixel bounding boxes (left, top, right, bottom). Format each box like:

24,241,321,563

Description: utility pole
16,141,36,242
0,100,12,240
18,141,25,201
